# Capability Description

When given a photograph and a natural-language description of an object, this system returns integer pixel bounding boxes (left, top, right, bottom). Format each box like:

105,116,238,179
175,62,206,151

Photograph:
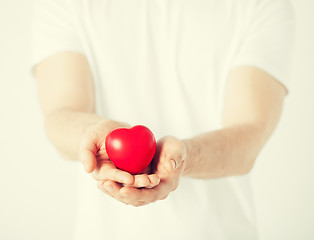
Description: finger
103,180,123,195
97,180,106,189
161,149,185,173
123,173,160,189
96,148,109,160
79,133,98,173
98,180,126,203
92,160,115,180
157,136,187,172
154,142,174,173
93,162,134,185
120,184,164,203
172,144,186,169
79,143,97,173
133,174,151,188
156,153,173,175
147,174,160,188
121,164,154,188
122,174,150,188
102,180,139,206
162,158,176,173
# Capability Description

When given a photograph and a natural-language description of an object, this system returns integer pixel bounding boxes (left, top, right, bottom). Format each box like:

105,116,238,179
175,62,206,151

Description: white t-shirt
30,0,295,239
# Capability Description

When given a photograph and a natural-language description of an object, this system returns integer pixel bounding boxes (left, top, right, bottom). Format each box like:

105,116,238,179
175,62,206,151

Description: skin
34,51,287,207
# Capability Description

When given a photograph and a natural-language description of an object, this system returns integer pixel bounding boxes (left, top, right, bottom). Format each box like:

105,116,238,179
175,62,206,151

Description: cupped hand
93,149,160,188
78,119,159,188
97,136,187,207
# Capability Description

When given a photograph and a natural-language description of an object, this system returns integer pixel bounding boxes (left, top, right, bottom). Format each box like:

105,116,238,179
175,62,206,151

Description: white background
0,0,313,239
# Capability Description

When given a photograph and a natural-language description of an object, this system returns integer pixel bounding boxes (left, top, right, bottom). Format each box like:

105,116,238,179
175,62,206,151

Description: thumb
79,134,98,173
167,143,187,171
168,155,183,172
161,156,180,173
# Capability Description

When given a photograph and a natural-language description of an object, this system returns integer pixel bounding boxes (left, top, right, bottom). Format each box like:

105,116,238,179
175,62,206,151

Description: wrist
181,139,192,176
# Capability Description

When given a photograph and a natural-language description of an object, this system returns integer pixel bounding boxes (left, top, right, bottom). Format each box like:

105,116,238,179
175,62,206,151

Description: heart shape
105,125,156,174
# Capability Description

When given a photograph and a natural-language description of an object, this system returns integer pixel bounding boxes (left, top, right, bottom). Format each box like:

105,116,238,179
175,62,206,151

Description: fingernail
171,160,176,170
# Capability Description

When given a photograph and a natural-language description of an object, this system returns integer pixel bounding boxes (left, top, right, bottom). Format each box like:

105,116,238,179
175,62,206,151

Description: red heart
105,125,156,174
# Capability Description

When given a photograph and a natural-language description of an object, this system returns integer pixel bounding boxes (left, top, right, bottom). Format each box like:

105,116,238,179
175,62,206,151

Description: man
31,0,295,239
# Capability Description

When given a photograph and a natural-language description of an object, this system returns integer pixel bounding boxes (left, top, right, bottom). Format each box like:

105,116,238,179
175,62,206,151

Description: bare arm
35,52,98,160
35,52,128,165
34,52,117,171
182,66,287,178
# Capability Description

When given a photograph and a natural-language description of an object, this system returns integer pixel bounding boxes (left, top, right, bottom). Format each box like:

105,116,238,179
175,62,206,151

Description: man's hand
79,119,160,188
97,136,187,207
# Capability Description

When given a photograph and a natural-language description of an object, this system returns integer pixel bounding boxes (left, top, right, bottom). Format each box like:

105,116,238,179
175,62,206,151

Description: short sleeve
30,0,84,76
231,0,296,92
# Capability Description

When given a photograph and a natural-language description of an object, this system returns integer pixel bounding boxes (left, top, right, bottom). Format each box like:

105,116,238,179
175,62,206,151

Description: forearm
45,109,108,160
182,124,268,179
